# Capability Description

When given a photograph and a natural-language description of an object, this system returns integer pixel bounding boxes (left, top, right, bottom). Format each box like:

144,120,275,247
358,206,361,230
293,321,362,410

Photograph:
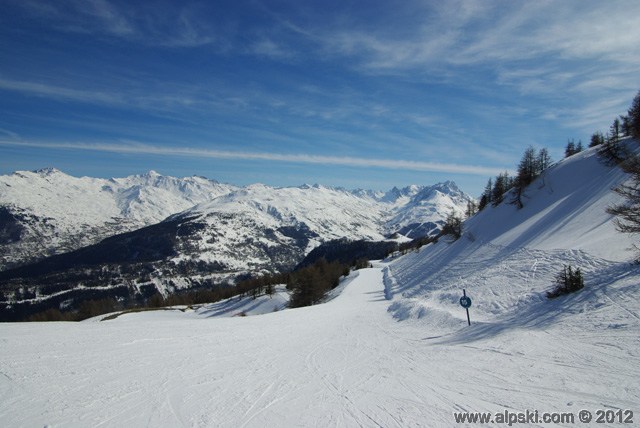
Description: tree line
473,90,640,216
24,255,370,321
477,146,552,212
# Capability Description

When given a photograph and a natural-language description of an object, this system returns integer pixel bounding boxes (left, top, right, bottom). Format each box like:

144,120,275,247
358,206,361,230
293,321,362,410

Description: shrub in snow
546,265,584,299
440,210,462,240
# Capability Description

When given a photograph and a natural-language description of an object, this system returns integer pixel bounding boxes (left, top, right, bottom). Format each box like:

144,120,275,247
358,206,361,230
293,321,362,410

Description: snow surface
1,146,639,427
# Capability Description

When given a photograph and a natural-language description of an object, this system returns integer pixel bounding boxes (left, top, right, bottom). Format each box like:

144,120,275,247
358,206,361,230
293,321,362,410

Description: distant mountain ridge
0,169,471,270
0,169,237,269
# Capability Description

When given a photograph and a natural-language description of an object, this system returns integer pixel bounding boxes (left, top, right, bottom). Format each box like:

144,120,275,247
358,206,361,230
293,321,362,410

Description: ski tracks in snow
1,259,639,427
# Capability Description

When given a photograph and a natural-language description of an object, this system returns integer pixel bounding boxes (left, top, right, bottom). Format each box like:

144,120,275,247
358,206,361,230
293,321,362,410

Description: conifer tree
620,115,631,137
517,146,538,187
478,178,492,211
609,118,621,144
629,90,640,139
441,210,462,240
565,139,576,157
465,200,478,218
607,154,640,257
492,172,511,206
265,282,274,297
536,148,552,173
599,119,626,165
511,147,538,209
590,131,605,147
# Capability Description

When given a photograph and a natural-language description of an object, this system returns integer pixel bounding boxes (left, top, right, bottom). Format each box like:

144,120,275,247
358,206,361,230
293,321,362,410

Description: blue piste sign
459,296,472,308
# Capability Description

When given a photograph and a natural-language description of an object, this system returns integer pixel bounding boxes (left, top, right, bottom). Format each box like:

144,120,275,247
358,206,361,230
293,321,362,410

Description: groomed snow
1,262,638,427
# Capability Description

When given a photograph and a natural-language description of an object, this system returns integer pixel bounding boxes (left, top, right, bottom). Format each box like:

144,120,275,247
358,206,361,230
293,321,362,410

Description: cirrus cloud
0,139,507,177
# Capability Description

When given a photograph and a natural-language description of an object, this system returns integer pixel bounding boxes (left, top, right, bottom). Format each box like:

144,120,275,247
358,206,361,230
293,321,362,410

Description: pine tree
607,154,640,257
547,265,585,298
265,282,274,298
478,178,492,211
627,90,640,139
565,139,576,158
590,131,605,147
465,200,478,218
536,148,552,173
517,146,538,187
492,172,511,206
511,146,540,209
609,118,621,143
572,268,584,292
620,115,631,137
599,120,626,165
441,210,462,240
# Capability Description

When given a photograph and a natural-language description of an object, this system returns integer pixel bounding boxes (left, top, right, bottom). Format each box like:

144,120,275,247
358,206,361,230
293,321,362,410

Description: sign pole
459,290,472,326
462,289,471,325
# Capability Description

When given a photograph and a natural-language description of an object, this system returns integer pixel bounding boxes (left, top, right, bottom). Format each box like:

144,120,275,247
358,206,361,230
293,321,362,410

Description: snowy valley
0,142,639,426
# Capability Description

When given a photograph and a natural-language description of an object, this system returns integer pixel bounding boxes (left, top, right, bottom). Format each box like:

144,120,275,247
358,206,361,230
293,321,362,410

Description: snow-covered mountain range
0,168,472,318
0,168,236,268
164,180,470,275
0,168,470,271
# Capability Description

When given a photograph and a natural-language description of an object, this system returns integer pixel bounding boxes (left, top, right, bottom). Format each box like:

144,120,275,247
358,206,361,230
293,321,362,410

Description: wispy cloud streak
0,78,123,104
0,140,506,176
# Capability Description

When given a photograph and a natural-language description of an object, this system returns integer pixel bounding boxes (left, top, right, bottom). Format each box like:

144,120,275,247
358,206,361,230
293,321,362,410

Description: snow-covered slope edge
386,144,640,333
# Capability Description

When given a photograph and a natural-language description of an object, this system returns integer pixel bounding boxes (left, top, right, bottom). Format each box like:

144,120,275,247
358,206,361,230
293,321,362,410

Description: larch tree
628,90,640,139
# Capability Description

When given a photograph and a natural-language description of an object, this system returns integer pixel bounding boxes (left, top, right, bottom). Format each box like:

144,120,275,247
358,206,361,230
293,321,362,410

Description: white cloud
0,78,123,104
79,0,135,36
0,128,20,139
12,0,219,48
0,140,506,176
303,1,640,92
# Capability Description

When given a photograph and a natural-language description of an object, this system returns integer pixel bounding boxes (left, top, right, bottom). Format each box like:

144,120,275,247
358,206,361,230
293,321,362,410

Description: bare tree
608,155,640,234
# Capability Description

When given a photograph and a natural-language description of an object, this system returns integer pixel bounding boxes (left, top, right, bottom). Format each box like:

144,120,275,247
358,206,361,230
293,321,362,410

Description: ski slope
1,263,638,427
1,146,640,427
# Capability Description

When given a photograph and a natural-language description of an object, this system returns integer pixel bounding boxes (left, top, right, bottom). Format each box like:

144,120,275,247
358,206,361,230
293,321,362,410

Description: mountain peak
33,167,62,176
435,180,460,193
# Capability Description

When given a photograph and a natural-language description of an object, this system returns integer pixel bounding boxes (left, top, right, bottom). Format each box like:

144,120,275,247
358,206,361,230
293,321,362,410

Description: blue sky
1,0,639,196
